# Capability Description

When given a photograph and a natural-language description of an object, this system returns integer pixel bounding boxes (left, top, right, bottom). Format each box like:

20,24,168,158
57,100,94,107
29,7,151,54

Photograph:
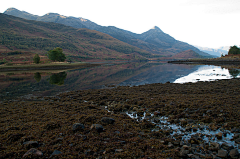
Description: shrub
33,54,40,64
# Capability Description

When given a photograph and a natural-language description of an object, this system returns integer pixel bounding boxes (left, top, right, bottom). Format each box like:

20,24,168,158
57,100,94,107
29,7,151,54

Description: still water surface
0,62,239,101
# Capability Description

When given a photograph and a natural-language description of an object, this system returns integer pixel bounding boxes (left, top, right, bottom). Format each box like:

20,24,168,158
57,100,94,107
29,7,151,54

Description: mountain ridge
0,13,156,62
4,8,213,58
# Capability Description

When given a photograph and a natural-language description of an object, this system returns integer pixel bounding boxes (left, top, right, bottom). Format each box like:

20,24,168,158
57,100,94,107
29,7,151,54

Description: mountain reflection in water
0,62,238,101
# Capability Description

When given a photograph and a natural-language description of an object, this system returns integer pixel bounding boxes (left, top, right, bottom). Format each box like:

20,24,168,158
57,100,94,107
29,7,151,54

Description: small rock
229,149,239,158
101,117,115,125
72,123,84,131
22,148,43,158
90,124,104,133
217,149,228,158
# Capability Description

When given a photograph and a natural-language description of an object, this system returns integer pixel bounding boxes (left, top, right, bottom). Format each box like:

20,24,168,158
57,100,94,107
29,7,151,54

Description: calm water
0,62,239,101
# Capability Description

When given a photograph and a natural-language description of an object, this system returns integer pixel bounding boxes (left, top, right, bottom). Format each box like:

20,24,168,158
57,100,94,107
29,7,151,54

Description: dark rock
229,149,239,158
221,143,234,150
23,141,39,148
72,123,84,131
22,148,43,158
101,117,115,125
90,124,104,133
217,149,228,158
50,150,62,157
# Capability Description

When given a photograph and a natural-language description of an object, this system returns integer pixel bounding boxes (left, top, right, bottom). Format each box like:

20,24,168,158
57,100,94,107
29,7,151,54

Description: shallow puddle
125,111,240,152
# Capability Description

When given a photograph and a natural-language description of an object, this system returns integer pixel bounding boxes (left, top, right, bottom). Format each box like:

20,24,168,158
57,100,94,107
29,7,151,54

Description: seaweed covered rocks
1,78,240,158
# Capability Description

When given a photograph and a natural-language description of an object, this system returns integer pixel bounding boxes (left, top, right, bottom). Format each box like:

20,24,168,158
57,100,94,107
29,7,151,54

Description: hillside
0,13,156,62
4,8,213,58
172,49,203,59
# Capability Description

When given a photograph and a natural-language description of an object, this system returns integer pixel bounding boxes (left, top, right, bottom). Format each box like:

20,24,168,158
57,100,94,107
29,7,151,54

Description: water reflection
48,72,67,86
0,62,239,101
174,65,233,83
229,69,240,78
34,72,41,82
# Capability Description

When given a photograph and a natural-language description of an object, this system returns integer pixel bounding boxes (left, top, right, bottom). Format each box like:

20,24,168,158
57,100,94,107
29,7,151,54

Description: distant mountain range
195,46,229,57
4,8,213,58
0,13,155,62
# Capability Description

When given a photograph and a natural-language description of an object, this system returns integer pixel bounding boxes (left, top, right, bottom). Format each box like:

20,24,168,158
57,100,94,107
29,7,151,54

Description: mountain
172,50,203,59
195,45,229,57
4,8,213,58
0,13,154,62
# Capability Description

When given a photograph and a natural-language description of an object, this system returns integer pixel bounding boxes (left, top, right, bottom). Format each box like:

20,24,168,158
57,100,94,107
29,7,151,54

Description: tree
33,54,40,64
47,47,66,62
228,45,240,55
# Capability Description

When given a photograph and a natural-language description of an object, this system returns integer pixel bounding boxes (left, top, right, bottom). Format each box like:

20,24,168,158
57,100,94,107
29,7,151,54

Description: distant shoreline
0,62,100,72
168,58,240,65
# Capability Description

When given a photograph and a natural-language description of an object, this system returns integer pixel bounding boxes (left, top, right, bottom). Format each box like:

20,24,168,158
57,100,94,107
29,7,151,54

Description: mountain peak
151,26,162,32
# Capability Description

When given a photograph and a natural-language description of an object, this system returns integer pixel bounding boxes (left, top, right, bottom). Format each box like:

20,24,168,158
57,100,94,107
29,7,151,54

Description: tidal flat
1,78,240,158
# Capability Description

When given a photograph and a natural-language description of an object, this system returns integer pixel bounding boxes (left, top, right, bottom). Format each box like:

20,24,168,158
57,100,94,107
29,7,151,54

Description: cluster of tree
47,47,66,62
228,45,240,55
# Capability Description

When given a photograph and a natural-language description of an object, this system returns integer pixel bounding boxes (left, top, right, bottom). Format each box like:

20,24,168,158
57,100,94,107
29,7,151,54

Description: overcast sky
1,0,239,48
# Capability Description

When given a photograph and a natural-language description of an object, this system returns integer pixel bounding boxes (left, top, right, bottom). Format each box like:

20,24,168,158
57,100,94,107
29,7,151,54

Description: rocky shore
1,78,240,158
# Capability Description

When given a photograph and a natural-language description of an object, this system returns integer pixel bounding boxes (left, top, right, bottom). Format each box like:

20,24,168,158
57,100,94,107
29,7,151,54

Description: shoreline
0,62,100,72
1,78,240,158
168,58,240,65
